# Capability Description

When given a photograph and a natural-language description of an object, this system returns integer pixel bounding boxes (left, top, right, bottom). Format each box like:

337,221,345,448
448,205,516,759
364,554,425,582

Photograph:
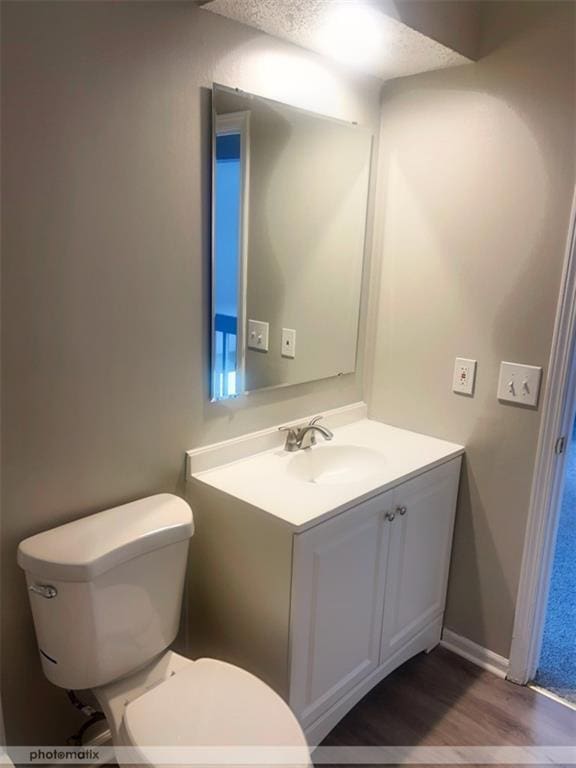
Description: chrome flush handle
29,583,58,599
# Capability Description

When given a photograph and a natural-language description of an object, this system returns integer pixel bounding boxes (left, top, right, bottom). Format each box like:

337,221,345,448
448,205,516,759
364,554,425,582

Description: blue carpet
534,425,576,703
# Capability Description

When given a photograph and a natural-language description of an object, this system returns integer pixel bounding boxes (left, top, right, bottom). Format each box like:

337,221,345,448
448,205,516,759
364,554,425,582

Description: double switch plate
497,361,542,407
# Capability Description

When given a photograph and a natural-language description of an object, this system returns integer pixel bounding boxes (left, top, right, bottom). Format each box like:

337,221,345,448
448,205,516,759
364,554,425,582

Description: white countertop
191,419,464,531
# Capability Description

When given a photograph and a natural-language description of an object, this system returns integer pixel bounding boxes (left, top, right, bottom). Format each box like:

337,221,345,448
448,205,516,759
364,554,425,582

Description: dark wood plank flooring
320,647,576,765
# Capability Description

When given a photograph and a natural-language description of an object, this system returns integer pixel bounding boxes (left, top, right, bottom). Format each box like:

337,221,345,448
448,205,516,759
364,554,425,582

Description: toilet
17,494,310,766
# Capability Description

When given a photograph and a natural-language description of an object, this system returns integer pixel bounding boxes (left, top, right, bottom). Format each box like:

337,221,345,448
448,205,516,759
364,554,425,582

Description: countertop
191,419,464,531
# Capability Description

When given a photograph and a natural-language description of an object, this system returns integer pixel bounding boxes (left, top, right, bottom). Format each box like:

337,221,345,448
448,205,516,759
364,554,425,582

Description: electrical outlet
453,358,477,396
281,328,296,358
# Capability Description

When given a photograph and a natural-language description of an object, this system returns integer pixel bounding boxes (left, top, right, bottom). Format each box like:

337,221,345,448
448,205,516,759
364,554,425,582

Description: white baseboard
440,629,509,679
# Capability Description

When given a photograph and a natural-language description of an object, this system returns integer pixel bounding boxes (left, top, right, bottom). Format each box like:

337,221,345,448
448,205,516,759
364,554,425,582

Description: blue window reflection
213,133,241,399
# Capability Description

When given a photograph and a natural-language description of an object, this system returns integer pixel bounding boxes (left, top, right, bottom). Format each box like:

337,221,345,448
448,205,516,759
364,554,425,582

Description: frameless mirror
211,84,372,400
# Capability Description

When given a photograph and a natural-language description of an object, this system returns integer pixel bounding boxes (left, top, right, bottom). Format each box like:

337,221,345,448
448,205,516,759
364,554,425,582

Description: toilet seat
123,658,309,764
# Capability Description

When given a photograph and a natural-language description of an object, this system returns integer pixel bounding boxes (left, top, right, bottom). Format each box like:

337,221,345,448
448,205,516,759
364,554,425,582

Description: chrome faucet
279,416,334,452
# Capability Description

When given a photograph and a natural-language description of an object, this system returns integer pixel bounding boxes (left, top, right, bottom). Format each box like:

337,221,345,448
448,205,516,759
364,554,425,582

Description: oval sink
287,445,385,486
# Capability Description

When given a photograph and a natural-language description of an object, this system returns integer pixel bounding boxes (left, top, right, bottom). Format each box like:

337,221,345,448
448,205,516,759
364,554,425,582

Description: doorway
508,190,576,692
533,418,576,704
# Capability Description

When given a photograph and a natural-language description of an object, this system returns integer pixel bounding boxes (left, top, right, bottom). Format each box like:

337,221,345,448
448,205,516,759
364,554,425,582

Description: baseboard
440,629,509,679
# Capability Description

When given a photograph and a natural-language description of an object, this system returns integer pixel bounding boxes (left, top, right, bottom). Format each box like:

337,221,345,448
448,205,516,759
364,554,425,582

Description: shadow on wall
445,454,515,652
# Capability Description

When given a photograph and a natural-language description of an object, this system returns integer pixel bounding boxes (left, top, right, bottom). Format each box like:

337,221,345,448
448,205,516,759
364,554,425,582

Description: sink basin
287,445,385,485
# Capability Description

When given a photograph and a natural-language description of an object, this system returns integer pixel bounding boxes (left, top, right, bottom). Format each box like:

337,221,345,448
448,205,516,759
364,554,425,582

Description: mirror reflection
211,84,372,400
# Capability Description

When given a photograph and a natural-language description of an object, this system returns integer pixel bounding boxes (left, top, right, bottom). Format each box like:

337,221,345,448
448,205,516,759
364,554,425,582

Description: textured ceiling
202,0,471,81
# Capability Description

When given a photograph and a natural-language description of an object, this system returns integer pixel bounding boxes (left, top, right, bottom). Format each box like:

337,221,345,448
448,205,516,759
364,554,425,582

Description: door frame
508,187,576,684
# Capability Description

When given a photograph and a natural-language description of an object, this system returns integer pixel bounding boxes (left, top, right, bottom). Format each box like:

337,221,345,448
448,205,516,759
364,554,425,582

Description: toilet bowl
18,494,310,767
96,651,309,767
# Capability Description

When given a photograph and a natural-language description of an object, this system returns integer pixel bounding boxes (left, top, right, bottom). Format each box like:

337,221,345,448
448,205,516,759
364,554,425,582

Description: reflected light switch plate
497,361,542,407
281,328,296,358
247,319,269,352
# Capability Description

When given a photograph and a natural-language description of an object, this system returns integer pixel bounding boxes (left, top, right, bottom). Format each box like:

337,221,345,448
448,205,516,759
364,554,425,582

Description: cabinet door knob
397,505,407,516
385,511,396,522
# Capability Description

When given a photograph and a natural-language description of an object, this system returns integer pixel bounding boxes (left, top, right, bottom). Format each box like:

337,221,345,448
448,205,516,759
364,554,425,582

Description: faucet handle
279,425,299,452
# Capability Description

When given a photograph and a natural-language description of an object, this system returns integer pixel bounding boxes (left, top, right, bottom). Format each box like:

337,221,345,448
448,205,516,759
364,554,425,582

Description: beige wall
369,1,575,658
0,1,381,745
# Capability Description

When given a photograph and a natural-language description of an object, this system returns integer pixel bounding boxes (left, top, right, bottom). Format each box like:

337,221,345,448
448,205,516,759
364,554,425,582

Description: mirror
211,84,372,400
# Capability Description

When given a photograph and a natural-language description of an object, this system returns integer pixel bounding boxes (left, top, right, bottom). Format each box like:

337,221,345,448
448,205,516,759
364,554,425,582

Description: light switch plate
497,361,542,407
281,328,296,358
247,319,269,352
453,358,477,396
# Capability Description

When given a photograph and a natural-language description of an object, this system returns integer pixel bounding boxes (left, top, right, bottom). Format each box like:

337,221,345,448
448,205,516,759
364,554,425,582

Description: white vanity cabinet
289,490,393,727
188,430,462,746
379,460,460,662
288,460,460,732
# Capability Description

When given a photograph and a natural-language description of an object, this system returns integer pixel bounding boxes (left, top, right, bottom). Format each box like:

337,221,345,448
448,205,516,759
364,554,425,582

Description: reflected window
213,132,241,399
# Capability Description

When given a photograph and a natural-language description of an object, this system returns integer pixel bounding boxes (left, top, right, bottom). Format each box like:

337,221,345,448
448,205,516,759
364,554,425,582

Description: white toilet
18,494,310,766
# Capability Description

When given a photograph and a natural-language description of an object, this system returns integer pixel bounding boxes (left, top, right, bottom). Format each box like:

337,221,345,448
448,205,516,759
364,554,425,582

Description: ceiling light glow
316,3,387,70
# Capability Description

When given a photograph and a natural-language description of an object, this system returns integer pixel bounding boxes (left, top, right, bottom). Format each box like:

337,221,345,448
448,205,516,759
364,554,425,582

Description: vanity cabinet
289,490,393,727
189,455,461,745
380,462,460,662
288,460,460,729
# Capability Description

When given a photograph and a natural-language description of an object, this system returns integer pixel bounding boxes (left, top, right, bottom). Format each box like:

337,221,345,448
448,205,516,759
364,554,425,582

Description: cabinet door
380,459,461,662
289,491,393,726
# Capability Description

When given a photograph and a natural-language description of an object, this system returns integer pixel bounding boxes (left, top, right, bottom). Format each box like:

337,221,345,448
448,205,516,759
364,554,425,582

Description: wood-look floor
320,647,576,766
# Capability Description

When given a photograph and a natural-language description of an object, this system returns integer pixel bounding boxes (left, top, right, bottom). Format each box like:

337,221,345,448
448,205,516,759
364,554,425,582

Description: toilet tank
18,494,194,690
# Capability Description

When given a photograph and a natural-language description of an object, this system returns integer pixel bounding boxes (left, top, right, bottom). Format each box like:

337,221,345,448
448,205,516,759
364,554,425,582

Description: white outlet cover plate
497,361,542,407
247,319,269,352
453,358,477,396
281,328,296,358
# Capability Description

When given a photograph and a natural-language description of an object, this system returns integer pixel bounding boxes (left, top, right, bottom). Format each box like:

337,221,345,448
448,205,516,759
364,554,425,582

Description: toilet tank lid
17,494,194,583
